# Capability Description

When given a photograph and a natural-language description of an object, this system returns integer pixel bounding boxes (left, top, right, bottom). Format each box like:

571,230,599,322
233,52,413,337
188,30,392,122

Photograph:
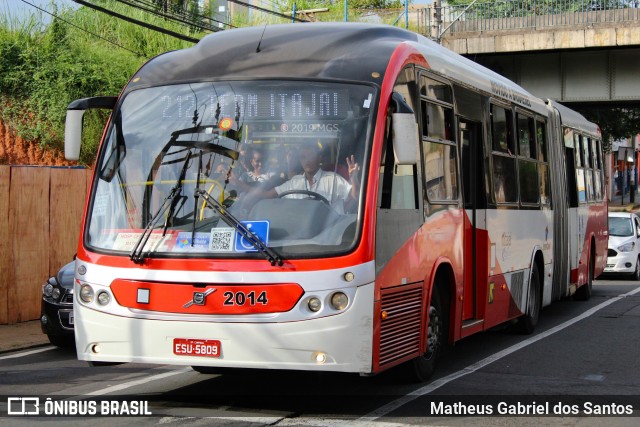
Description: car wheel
47,334,74,349
631,257,640,281
518,263,541,334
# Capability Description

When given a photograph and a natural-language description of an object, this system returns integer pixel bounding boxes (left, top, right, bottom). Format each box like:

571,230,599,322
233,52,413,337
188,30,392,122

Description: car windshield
86,81,374,261
609,216,633,237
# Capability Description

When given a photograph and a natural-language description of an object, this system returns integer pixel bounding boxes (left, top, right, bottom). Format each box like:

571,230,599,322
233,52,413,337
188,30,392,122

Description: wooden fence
0,165,92,324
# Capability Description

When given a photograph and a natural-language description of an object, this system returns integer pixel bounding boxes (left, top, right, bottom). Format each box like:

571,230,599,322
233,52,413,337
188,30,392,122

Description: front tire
518,263,541,334
410,286,445,382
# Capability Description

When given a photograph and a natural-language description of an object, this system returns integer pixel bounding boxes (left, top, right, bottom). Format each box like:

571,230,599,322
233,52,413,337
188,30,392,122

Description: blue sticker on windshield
174,232,211,252
235,220,270,252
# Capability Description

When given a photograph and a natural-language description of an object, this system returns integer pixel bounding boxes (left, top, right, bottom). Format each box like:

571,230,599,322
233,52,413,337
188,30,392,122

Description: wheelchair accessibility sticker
235,220,270,252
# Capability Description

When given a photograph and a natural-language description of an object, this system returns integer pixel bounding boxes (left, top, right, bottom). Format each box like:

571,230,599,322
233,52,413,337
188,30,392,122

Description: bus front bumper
75,283,374,374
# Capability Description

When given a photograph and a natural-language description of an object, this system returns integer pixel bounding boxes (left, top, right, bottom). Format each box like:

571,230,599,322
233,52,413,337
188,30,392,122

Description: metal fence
417,0,640,38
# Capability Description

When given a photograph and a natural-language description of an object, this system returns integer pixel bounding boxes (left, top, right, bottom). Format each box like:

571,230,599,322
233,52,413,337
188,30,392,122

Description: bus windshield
87,81,375,260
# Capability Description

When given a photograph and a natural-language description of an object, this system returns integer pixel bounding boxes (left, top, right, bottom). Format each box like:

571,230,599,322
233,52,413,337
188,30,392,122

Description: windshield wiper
130,152,192,264
196,189,284,267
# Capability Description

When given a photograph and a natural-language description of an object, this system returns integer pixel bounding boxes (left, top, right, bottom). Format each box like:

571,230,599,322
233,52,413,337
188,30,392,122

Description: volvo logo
183,288,216,308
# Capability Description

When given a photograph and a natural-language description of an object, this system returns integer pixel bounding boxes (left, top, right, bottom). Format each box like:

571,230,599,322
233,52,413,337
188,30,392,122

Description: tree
578,107,640,152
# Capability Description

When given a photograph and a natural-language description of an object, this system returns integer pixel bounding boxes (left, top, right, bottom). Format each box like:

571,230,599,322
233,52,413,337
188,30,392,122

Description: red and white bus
65,23,607,380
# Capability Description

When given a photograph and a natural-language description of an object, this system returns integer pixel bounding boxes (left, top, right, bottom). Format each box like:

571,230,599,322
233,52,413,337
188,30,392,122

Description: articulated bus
65,23,607,380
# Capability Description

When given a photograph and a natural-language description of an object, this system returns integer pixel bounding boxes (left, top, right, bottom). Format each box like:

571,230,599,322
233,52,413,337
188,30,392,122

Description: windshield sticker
112,232,172,252
174,232,211,252
209,228,235,252
363,93,372,109
235,220,270,253
93,192,109,216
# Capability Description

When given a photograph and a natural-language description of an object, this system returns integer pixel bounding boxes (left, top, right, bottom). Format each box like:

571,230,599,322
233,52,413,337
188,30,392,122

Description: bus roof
547,100,600,137
128,23,416,88
126,23,547,116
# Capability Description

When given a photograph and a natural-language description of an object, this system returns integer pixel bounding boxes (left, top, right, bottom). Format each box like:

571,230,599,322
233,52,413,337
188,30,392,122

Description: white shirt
275,169,352,214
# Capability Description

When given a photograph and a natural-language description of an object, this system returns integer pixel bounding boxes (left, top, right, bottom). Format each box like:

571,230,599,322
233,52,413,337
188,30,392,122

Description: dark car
40,261,75,347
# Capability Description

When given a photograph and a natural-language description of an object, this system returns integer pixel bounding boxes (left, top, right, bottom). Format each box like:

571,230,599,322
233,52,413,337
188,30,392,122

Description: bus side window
491,105,517,203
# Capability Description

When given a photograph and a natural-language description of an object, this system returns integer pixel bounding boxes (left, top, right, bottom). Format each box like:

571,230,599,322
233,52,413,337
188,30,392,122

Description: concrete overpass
413,1,640,106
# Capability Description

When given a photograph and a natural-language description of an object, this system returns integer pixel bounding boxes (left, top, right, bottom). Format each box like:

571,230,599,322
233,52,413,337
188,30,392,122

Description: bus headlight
80,284,94,303
308,297,321,312
96,291,111,306
330,292,349,310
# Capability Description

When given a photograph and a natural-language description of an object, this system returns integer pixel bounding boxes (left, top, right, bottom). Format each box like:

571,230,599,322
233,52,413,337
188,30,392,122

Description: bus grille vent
509,271,525,316
379,284,423,367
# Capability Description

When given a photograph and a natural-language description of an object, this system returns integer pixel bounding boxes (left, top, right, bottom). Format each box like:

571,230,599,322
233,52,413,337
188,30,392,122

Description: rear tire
410,286,446,382
575,252,594,301
630,257,640,281
518,263,541,334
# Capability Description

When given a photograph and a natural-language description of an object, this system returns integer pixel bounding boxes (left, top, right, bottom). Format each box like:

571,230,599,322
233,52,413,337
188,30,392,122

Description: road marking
275,418,411,427
357,286,640,422
85,367,192,396
0,346,55,360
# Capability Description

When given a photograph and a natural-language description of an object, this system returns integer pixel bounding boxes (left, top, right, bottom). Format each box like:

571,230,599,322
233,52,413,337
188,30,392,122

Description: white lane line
85,367,192,396
357,286,640,422
275,417,411,427
0,346,55,360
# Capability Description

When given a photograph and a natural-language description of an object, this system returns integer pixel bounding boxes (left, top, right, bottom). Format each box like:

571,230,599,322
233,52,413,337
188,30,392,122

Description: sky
2,0,78,23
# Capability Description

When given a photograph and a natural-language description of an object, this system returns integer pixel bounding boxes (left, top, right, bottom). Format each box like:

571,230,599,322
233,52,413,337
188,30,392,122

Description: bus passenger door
460,119,487,322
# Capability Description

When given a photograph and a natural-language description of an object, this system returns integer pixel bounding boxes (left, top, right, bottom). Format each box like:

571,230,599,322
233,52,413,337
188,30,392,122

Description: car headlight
43,283,53,297
618,242,636,252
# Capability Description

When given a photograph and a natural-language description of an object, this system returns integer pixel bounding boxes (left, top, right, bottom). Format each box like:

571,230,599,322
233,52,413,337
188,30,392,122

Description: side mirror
64,96,117,161
390,92,419,165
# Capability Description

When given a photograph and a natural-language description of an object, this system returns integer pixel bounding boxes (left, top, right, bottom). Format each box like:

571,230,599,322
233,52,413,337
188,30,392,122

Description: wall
0,166,92,324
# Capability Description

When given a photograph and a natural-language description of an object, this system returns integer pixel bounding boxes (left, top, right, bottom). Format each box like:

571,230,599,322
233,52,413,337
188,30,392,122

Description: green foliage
0,0,199,164
579,107,640,153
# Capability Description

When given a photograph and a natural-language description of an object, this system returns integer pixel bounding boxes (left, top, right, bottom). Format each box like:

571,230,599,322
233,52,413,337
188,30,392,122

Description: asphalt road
1,279,639,426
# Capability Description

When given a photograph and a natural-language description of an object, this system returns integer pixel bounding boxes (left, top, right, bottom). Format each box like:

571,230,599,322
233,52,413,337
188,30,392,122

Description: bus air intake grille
379,283,423,366
508,271,524,318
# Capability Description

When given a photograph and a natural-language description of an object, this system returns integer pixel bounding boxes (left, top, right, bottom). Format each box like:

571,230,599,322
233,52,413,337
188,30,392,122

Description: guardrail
416,0,640,39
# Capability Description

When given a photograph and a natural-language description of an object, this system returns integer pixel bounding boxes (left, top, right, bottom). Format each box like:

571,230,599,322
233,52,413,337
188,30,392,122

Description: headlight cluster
306,291,349,313
618,241,636,253
79,284,111,306
42,277,70,303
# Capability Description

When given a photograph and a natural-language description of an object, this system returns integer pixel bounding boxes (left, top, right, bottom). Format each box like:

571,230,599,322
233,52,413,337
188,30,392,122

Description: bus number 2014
223,291,268,306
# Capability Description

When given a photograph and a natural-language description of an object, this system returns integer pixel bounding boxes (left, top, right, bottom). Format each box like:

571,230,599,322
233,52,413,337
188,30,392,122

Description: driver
262,143,360,214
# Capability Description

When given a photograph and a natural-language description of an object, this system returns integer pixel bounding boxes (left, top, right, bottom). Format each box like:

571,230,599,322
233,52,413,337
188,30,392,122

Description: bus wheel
575,253,593,301
518,263,540,334
411,287,444,382
630,257,640,281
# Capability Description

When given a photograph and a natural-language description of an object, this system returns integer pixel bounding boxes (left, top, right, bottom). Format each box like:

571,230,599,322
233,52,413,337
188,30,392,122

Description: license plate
173,338,221,357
